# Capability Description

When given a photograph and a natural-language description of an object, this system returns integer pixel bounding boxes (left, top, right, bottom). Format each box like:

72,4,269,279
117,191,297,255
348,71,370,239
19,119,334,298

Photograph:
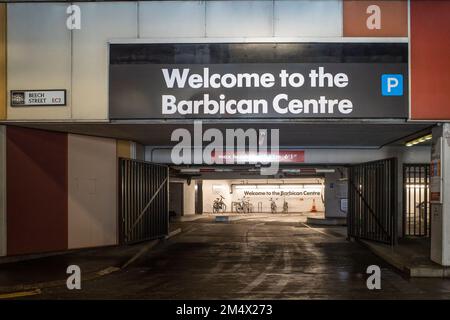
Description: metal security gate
403,164,430,237
348,158,397,245
119,158,169,244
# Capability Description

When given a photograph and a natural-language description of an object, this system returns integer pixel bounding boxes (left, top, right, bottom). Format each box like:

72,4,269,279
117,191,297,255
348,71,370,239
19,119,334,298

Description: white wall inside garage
151,144,430,225
184,181,196,215
202,178,325,214
6,0,345,121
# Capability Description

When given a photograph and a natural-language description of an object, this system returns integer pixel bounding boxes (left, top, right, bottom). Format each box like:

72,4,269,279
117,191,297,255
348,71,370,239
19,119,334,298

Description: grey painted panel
324,170,348,218
206,0,273,37
72,2,138,120
274,0,342,37
139,1,205,38
68,134,118,249
7,3,71,120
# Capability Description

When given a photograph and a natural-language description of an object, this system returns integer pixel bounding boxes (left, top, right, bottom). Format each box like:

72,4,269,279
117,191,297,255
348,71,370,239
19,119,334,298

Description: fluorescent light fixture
405,184,428,188
257,185,278,189
315,169,336,173
406,134,432,147
234,185,256,189
180,168,200,173
233,183,322,190
282,169,301,173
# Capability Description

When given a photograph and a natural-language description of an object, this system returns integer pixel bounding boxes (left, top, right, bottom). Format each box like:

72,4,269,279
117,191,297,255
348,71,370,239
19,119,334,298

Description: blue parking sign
382,74,403,96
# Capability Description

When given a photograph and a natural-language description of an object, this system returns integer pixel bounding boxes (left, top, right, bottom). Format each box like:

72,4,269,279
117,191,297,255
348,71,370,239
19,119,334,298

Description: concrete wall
7,3,72,120
0,126,6,256
202,178,325,213
0,4,6,120
169,182,184,216
275,0,342,37
324,169,348,218
68,134,117,249
183,181,196,215
135,143,145,161
71,2,137,120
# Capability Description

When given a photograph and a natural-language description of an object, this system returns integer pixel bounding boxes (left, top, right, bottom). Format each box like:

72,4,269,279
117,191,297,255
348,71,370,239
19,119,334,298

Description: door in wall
169,182,184,217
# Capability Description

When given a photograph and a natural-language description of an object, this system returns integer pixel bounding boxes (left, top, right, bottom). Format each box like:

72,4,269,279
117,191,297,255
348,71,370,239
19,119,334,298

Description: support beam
324,169,348,219
0,125,6,256
0,3,6,120
431,124,450,265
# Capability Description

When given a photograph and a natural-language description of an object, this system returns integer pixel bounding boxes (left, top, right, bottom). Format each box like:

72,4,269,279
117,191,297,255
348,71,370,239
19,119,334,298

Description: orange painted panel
343,0,407,37
116,140,131,159
411,0,450,120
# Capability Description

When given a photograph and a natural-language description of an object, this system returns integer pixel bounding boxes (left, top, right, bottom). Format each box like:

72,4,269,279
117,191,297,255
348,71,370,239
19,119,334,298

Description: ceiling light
405,134,432,147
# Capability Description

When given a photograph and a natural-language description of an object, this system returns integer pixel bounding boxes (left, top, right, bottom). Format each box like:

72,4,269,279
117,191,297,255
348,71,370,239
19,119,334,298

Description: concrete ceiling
10,120,435,148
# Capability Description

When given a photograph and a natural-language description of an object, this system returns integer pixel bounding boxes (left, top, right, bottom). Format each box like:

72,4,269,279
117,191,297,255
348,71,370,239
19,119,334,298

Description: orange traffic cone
310,199,318,213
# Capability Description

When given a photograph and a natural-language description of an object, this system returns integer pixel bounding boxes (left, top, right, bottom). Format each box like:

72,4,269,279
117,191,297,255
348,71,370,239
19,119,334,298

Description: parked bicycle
270,198,277,214
213,195,227,213
282,198,289,213
234,196,251,213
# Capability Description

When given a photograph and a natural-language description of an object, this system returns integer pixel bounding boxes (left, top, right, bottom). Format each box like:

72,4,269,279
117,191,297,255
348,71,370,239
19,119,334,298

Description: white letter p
387,78,399,93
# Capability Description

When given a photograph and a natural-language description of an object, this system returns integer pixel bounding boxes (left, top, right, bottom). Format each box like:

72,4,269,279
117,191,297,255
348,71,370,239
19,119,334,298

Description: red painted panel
343,0,408,37
6,126,68,255
411,0,450,120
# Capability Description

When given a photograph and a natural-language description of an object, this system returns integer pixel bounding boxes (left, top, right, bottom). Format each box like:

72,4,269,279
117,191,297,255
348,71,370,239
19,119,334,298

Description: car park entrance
116,141,432,249
3,1,450,303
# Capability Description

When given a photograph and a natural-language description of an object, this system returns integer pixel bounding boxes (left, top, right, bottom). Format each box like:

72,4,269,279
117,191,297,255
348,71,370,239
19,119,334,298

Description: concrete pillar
0,3,6,121
430,124,450,266
0,125,6,256
183,180,196,215
324,168,348,219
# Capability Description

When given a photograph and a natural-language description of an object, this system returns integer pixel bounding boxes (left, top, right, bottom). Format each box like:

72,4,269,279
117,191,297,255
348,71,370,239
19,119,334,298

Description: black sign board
109,43,408,120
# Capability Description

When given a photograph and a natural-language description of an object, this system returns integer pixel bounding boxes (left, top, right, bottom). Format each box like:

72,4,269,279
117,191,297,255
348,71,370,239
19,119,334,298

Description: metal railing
403,164,430,237
348,158,397,245
119,158,169,244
